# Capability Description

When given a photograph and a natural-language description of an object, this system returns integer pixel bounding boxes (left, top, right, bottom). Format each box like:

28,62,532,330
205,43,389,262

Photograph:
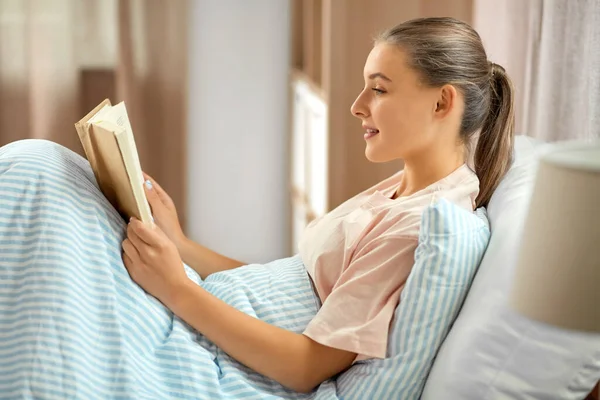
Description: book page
88,102,132,139
106,103,152,224
106,102,134,136
103,102,144,174
93,119,153,224
87,104,112,125
113,124,153,223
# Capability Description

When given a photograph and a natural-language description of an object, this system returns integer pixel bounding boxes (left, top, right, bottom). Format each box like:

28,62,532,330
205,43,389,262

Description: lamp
510,141,600,332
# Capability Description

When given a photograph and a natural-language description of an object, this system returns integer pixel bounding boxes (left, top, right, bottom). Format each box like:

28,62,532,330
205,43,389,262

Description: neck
395,145,465,199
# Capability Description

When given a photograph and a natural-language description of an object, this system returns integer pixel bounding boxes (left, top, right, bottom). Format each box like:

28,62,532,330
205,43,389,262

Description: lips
363,126,380,140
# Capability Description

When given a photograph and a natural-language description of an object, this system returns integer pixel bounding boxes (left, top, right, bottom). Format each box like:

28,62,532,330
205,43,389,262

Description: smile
364,129,380,140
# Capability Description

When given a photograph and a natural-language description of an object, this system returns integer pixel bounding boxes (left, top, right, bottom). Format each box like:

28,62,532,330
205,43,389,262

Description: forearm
166,281,355,393
178,237,245,279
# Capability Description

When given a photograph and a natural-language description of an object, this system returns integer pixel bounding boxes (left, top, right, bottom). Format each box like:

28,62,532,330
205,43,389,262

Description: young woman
121,17,514,393
1,17,514,395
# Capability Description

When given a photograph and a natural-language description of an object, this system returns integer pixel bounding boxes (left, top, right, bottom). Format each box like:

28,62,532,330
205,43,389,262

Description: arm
142,173,244,279
169,280,355,392
122,219,356,393
177,237,244,280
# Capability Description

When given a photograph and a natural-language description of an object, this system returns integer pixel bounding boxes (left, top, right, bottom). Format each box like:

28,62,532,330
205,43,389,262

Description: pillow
334,198,490,400
422,136,600,400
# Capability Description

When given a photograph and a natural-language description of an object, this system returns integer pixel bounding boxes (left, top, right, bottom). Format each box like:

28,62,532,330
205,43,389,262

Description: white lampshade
510,141,600,332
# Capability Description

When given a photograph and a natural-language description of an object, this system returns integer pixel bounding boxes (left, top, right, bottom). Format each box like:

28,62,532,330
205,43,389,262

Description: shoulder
373,165,480,237
432,165,480,212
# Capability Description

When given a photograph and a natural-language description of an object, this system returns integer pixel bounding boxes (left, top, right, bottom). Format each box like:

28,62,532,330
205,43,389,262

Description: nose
350,90,369,119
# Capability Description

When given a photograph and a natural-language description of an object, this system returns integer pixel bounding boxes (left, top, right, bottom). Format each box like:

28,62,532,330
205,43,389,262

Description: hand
122,218,190,305
142,172,186,251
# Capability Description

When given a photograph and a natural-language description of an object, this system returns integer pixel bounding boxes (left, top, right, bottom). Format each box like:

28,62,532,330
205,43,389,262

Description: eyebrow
368,72,392,82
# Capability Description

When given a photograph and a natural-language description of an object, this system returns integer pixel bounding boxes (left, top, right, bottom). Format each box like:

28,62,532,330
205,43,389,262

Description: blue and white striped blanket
0,140,340,399
0,139,488,400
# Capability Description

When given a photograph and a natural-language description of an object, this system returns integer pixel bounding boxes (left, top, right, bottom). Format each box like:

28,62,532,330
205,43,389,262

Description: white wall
187,0,291,263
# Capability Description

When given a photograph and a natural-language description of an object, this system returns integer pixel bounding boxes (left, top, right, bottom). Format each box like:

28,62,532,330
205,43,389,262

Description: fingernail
145,180,153,190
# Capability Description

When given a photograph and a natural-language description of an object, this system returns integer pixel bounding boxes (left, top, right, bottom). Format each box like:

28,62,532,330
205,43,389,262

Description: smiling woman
0,15,512,400
350,19,514,206
125,13,512,388
350,45,467,169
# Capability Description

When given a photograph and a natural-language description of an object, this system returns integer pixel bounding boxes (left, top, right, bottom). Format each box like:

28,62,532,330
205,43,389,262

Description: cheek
389,97,431,137
366,96,434,161
376,99,418,140
363,100,409,162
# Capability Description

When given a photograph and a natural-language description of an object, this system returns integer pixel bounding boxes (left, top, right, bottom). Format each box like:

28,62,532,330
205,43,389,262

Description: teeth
367,129,378,133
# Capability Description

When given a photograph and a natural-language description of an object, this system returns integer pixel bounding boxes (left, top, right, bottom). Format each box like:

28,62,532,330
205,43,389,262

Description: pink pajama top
299,165,479,360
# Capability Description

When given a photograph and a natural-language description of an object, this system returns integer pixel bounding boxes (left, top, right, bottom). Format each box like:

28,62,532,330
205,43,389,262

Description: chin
365,145,393,163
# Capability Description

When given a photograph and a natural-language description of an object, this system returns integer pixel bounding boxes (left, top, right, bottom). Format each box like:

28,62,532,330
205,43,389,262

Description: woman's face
351,43,444,163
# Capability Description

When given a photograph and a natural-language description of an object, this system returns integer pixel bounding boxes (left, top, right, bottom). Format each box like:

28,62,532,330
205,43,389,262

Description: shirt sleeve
302,235,418,360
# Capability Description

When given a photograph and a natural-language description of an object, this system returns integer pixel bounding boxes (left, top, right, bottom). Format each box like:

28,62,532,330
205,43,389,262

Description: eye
371,88,386,95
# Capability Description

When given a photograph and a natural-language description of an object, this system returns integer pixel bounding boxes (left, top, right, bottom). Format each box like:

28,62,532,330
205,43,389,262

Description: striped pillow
334,199,490,400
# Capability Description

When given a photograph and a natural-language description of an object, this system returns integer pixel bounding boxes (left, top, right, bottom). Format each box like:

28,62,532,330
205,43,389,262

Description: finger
123,251,133,270
122,238,141,264
127,222,152,251
122,252,138,281
143,179,164,214
129,218,163,246
142,172,165,198
142,173,173,206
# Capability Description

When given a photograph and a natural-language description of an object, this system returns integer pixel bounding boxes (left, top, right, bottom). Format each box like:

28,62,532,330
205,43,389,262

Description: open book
75,99,153,224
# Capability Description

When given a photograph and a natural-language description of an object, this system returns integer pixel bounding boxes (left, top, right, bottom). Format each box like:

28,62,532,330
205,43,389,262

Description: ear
434,84,458,119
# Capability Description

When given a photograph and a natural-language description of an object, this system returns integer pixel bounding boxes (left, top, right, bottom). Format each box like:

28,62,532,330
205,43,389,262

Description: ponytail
474,63,515,208
378,18,515,206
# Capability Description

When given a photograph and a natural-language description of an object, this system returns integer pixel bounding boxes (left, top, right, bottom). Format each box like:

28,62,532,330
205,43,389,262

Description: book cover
74,99,153,224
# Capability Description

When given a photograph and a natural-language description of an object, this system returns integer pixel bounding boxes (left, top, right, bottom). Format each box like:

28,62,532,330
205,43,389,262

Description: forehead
364,43,410,78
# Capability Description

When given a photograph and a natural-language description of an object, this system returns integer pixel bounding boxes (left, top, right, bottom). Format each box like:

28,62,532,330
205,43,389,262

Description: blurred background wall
186,0,291,263
0,0,188,230
0,0,598,264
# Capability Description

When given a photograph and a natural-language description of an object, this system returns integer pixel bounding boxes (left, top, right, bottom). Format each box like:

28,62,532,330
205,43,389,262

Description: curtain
526,0,599,142
0,0,189,228
0,0,82,151
474,0,600,142
117,0,189,229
